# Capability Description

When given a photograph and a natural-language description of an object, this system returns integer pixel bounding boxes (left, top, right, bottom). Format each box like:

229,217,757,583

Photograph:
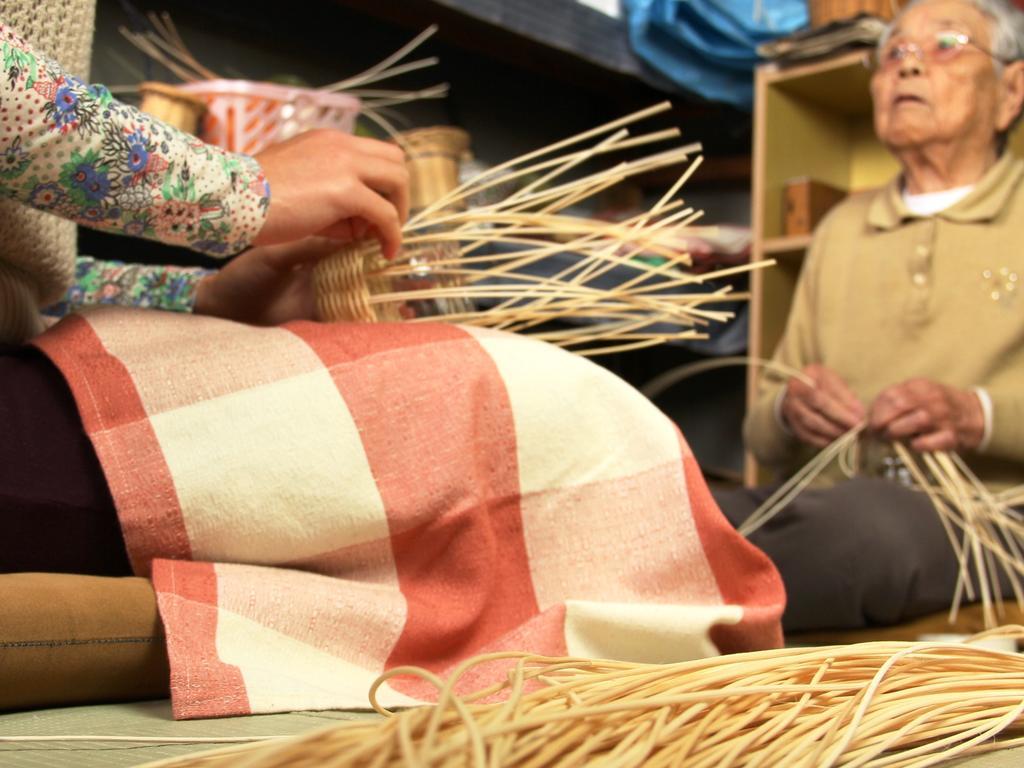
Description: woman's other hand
194,237,342,325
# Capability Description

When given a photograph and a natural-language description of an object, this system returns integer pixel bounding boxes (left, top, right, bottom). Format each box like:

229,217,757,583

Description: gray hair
877,0,1024,144
878,0,1024,62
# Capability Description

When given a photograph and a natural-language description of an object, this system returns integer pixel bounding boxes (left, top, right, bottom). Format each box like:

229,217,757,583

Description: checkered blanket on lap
35,307,783,719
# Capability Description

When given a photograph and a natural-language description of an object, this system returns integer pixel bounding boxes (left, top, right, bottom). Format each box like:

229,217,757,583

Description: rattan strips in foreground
136,627,1024,767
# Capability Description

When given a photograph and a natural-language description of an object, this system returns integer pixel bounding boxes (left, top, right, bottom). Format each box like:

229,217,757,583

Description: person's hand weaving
781,363,865,448
868,378,986,453
252,130,410,260
193,237,342,325
192,130,411,325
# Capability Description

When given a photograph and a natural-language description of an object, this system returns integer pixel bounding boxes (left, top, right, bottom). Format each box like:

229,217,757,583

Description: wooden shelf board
762,233,812,255
764,50,875,118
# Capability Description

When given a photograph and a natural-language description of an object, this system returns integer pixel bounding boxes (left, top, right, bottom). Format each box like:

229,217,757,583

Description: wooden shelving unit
746,50,897,485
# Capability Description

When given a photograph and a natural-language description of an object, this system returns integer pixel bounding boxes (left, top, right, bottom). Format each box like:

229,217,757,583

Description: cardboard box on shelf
809,0,902,27
783,177,847,236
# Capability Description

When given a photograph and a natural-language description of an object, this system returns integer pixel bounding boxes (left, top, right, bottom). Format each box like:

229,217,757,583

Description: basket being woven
314,240,389,323
315,126,475,324
314,238,471,323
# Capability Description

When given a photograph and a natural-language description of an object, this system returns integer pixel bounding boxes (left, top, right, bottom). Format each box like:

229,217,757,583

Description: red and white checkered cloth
35,307,784,719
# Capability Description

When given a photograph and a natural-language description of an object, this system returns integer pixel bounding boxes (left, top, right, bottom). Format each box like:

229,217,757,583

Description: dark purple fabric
0,343,131,576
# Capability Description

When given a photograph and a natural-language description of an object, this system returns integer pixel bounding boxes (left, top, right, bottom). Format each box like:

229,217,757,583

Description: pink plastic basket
177,80,361,155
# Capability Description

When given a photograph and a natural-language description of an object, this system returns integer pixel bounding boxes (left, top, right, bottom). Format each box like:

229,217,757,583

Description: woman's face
870,0,1018,156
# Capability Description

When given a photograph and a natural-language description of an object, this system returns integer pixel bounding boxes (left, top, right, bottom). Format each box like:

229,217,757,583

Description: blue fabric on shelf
623,0,808,109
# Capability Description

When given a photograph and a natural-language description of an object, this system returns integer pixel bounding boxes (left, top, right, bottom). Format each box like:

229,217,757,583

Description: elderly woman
715,0,1024,632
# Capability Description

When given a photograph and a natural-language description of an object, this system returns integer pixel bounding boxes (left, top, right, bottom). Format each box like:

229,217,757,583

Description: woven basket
315,126,476,324
400,126,471,212
314,239,386,323
138,81,207,135
314,238,473,323
809,0,902,25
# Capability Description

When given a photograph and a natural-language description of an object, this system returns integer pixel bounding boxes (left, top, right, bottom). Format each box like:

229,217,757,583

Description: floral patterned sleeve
0,22,270,257
41,257,216,318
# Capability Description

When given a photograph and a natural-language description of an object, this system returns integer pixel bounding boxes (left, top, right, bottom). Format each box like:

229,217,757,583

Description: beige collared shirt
746,152,1024,490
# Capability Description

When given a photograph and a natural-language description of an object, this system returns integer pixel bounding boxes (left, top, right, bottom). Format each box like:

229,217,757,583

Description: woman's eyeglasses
874,29,1014,71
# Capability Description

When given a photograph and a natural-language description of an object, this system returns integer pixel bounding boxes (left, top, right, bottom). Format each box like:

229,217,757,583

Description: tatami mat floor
0,700,377,767
2,698,1024,766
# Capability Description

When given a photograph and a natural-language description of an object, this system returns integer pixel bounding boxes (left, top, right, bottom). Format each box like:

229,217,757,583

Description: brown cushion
0,573,169,711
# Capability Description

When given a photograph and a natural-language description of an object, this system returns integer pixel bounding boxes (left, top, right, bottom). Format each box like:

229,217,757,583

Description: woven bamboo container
809,0,903,25
314,238,471,323
316,126,474,323
401,126,472,212
138,81,207,135
314,239,391,323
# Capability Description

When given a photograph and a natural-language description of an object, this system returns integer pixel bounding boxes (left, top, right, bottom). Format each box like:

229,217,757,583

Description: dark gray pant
713,477,1012,633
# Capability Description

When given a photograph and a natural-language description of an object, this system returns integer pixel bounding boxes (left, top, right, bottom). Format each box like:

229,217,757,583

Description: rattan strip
133,628,1024,768
314,241,380,322
313,105,771,355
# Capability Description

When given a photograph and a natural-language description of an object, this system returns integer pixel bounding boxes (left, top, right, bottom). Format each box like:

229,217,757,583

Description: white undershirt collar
901,184,975,216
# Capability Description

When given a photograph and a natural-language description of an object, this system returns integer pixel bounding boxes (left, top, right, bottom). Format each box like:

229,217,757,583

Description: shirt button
915,244,930,257
912,272,928,286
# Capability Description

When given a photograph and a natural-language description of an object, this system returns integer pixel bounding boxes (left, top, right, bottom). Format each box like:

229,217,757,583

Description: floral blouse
0,22,270,312
42,257,216,317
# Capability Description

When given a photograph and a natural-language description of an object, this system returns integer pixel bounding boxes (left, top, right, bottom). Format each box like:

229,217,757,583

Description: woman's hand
780,364,865,448
253,130,410,260
194,237,342,325
868,378,985,453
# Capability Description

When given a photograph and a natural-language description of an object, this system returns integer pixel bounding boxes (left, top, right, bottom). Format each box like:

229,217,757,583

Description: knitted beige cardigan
0,0,96,343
